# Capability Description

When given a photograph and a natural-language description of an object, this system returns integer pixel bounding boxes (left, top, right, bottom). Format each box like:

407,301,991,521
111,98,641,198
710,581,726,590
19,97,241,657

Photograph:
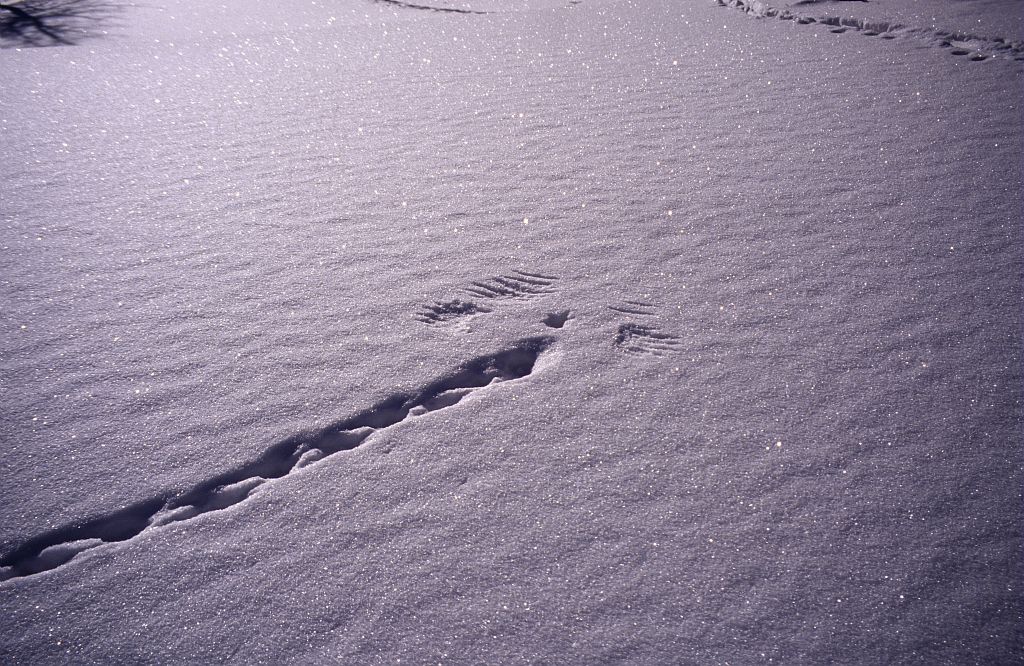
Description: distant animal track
792,0,866,5
462,270,559,301
713,0,1024,64
414,299,492,326
0,337,554,583
608,300,659,317
373,0,488,14
613,323,681,356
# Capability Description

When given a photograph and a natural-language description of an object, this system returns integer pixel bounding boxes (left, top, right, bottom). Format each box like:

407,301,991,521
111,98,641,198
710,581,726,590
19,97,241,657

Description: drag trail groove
713,0,1024,63
0,337,555,583
613,323,681,356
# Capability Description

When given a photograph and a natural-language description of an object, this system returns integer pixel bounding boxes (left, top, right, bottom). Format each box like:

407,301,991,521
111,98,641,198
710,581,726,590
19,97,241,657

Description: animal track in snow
0,337,554,583
713,0,1024,63
373,0,488,14
607,300,660,318
414,271,558,329
613,323,681,357
461,270,559,301
414,299,492,327
542,310,572,328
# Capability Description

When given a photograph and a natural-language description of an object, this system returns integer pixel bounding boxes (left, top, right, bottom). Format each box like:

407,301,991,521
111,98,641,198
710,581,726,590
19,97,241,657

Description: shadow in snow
0,0,118,47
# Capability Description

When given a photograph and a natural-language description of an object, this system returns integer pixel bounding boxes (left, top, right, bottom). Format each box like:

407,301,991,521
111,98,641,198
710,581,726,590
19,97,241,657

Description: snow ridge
0,337,554,583
713,0,1024,63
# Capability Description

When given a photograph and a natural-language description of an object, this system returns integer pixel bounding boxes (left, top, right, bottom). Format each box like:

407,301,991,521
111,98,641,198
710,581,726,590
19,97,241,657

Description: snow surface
1,0,1022,663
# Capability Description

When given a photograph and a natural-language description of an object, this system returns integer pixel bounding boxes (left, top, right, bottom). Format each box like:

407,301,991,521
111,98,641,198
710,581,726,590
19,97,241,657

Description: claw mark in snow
462,270,559,301
608,300,659,318
613,323,681,356
0,337,554,583
414,299,492,327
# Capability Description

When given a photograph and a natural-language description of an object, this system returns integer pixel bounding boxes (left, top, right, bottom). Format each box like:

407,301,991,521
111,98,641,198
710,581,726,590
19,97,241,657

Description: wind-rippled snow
1,0,1021,663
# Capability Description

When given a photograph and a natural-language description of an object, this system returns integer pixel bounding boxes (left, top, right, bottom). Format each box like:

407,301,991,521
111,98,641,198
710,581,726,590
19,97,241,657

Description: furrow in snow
0,336,554,583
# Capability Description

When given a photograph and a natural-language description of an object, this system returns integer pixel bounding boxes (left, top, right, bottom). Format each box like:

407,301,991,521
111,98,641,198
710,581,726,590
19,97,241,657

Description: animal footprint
414,299,491,327
415,270,558,330
542,310,572,329
613,323,681,357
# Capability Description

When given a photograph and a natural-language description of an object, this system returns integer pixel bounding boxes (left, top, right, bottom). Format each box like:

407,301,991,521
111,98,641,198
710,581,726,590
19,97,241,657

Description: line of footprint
714,0,1024,64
